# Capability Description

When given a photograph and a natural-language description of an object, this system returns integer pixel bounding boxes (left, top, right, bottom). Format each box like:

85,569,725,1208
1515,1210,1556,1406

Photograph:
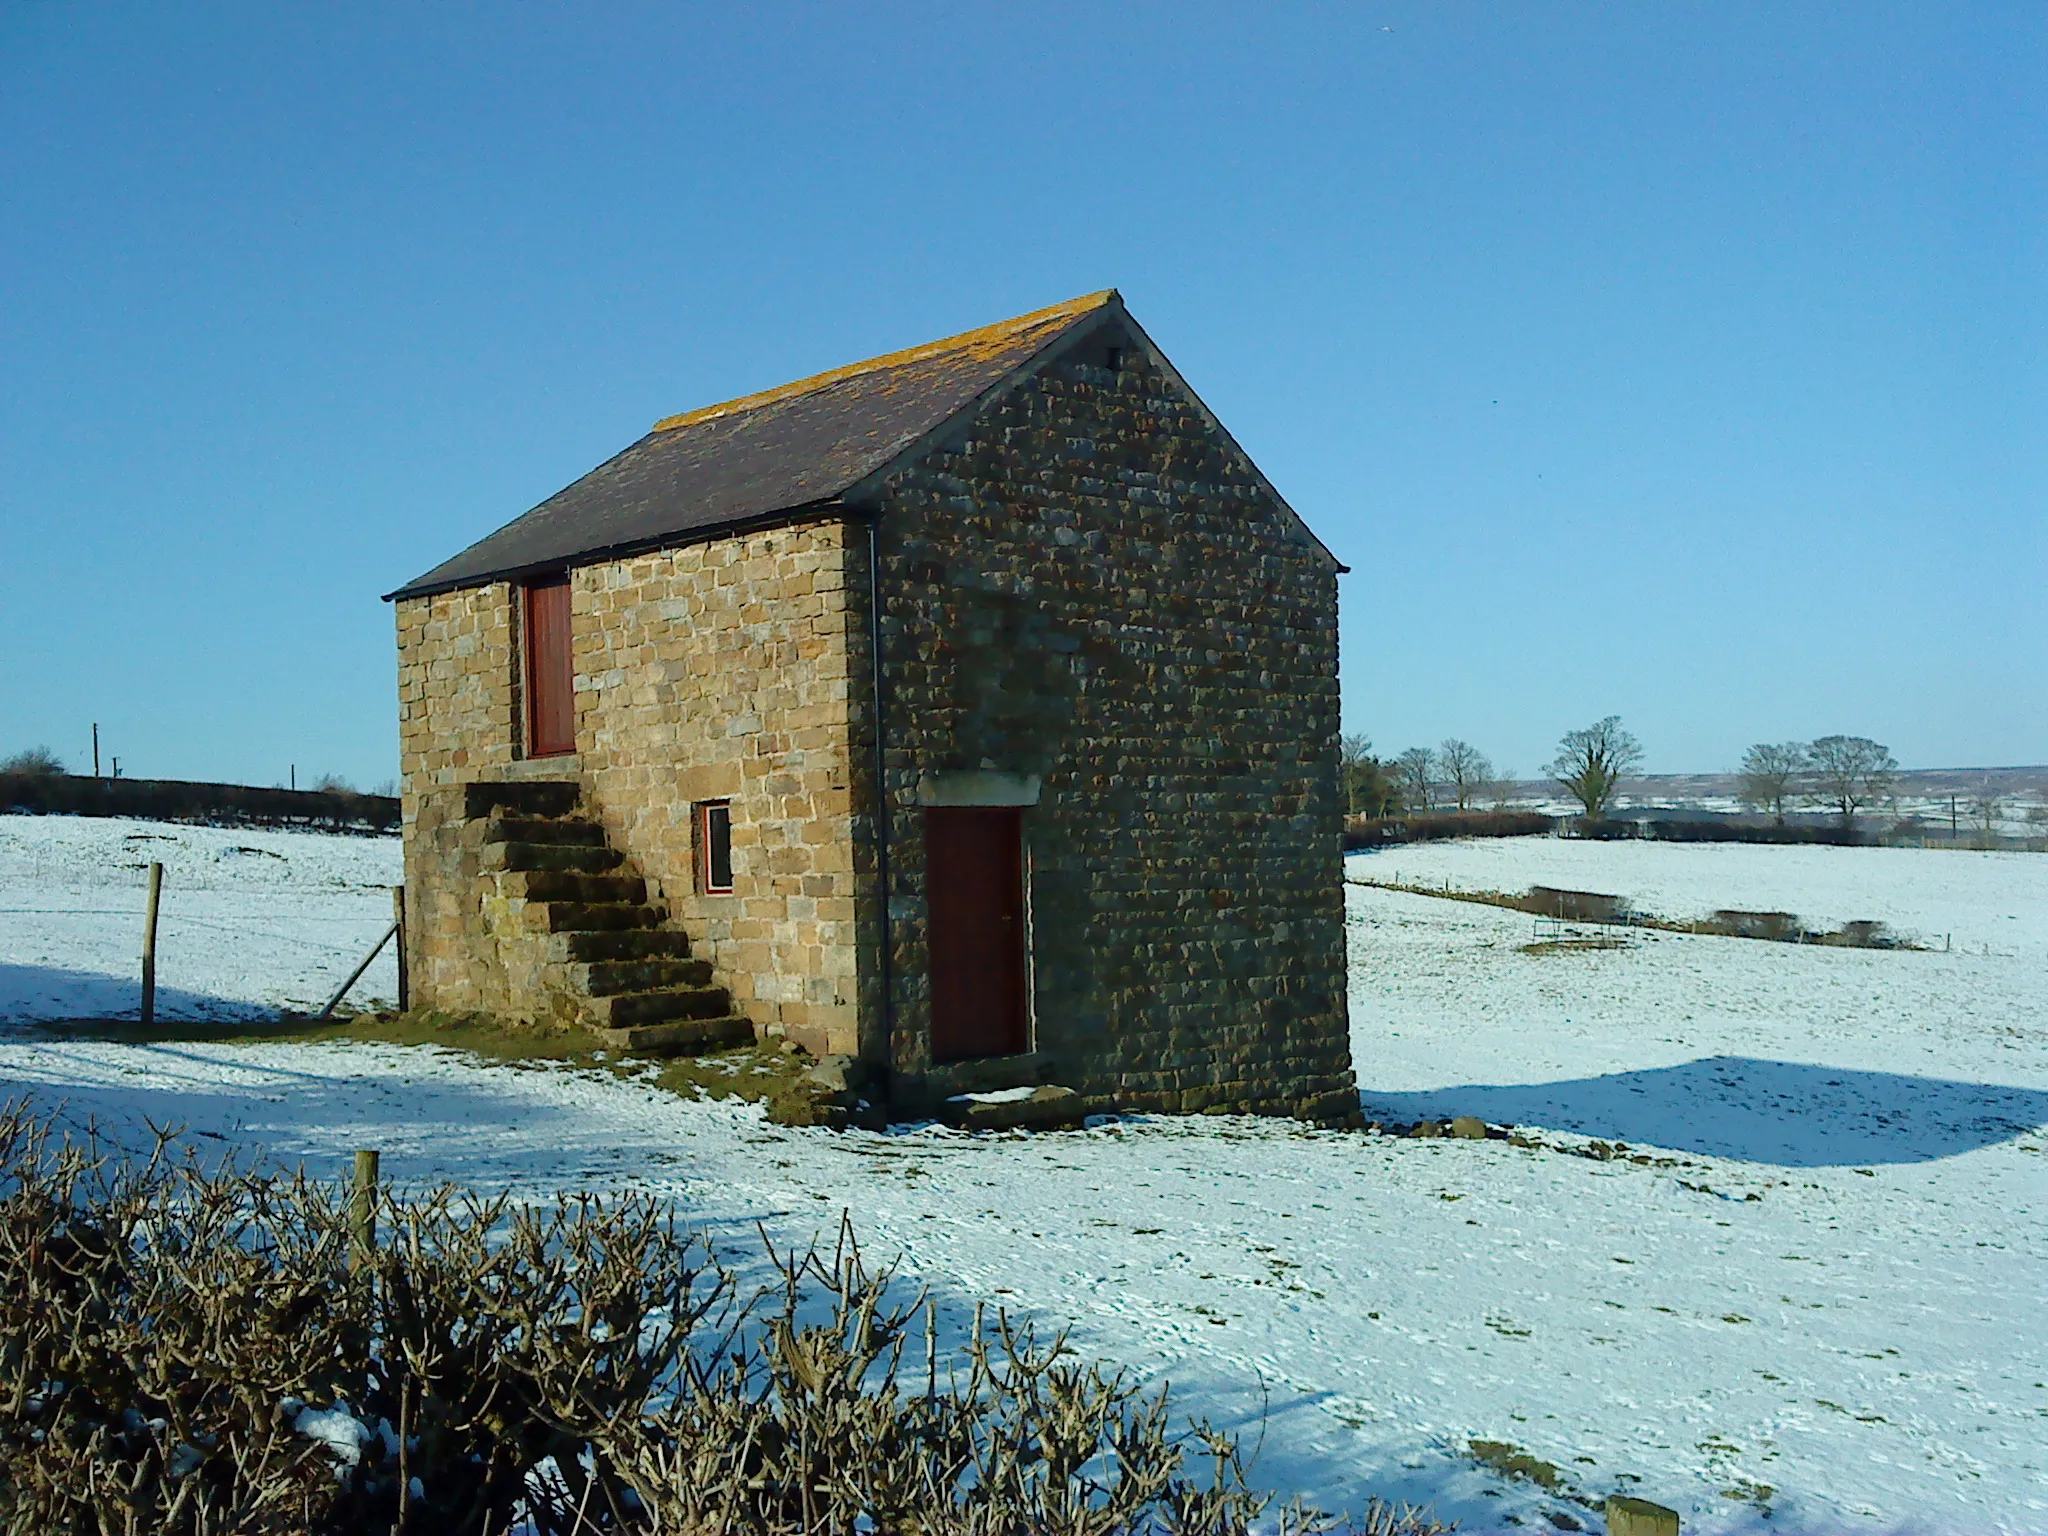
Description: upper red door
925,806,1029,1062
523,574,575,757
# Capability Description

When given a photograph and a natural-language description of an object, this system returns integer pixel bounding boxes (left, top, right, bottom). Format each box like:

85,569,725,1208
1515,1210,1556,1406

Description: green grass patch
38,1009,598,1063
642,1039,810,1104
1467,1439,1565,1491
30,1010,812,1105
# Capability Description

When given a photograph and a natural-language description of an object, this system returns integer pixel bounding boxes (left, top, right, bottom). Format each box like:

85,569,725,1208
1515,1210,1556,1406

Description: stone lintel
915,770,1041,807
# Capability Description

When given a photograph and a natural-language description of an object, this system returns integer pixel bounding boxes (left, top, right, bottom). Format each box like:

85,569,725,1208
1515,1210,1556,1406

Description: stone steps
480,840,624,875
593,1015,755,1056
454,778,753,1061
569,957,714,996
496,869,647,905
582,985,734,1031
476,815,607,848
463,780,579,820
525,900,668,933
545,928,694,963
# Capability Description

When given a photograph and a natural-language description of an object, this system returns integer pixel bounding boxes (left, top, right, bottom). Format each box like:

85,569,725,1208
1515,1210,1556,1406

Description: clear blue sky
3,3,2041,789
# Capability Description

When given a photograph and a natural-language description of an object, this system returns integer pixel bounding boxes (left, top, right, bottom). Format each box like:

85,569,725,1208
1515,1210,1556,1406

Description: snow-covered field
0,814,401,1021
1358,836,2042,960
2,819,2044,1534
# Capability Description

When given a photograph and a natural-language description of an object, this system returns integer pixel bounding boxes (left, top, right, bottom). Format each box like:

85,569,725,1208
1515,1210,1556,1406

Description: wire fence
0,889,403,1022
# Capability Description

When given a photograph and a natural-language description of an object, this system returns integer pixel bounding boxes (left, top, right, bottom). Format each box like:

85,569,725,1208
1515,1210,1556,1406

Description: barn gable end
862,329,1353,1118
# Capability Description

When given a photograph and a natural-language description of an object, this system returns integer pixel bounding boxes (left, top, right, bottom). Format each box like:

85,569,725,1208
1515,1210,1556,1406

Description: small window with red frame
697,801,733,894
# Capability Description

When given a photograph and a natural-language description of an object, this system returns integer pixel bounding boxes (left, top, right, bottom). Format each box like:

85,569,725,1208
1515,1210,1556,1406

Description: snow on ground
0,814,402,1020
1356,836,2044,959
1,822,2044,1533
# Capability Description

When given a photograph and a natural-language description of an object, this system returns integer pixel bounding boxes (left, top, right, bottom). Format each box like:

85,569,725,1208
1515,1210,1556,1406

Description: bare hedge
1636,818,1865,846
0,773,399,835
1345,812,1555,850
0,1109,1447,1536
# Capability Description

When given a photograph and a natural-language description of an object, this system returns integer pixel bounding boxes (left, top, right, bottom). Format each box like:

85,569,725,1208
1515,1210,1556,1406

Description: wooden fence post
140,861,163,1027
317,920,399,1019
351,1149,380,1268
391,885,409,1012
1606,1495,1680,1536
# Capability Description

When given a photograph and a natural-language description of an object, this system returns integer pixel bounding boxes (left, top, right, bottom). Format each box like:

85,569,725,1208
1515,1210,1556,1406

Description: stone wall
395,583,522,1012
395,582,521,790
571,522,865,1056
866,342,1356,1121
393,524,867,1056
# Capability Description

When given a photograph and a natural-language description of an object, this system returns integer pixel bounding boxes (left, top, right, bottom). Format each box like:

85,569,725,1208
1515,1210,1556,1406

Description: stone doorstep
942,1085,1102,1133
594,1015,756,1057
918,1051,1055,1098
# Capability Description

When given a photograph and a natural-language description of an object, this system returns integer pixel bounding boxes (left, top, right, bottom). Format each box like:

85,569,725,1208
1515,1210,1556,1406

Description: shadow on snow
0,961,283,1026
0,1050,1503,1527
1358,1053,2048,1166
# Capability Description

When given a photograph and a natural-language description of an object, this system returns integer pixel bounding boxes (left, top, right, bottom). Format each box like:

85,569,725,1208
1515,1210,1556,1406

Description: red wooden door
524,574,576,757
925,807,1028,1062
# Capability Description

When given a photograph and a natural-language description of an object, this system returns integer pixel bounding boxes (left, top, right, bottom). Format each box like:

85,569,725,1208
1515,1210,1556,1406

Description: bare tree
1396,747,1437,813
1488,765,1520,811
1437,739,1494,812
0,746,65,777
1805,735,1897,824
1738,741,1808,825
1339,733,1399,818
1547,716,1643,822
1968,780,2004,846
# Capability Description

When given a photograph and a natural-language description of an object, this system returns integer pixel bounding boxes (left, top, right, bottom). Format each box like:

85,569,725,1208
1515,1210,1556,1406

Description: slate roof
386,291,1123,600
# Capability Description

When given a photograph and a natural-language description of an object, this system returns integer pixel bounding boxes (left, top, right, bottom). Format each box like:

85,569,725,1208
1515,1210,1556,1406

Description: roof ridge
650,289,1119,434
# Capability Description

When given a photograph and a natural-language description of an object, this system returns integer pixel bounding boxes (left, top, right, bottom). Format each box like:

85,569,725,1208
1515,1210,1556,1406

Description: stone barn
385,290,1357,1124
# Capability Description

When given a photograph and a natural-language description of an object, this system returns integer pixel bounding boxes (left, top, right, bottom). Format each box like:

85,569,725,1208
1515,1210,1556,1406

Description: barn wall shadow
1358,1054,2048,1166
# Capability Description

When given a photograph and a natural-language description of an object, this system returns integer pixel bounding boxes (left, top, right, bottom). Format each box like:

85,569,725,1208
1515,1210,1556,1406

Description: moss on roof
651,290,1117,434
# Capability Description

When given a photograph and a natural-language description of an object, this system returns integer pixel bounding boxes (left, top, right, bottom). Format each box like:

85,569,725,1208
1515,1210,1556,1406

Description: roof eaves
380,500,859,603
